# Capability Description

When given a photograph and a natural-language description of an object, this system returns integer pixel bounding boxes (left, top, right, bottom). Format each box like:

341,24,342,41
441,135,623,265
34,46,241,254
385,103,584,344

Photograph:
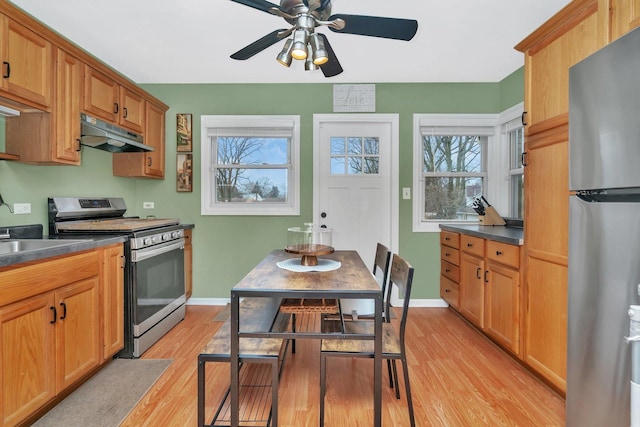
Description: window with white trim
507,121,524,218
413,114,497,232
200,115,300,215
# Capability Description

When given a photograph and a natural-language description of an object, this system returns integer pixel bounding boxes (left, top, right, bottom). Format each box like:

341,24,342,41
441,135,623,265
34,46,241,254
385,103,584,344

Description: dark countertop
439,224,524,246
0,235,127,268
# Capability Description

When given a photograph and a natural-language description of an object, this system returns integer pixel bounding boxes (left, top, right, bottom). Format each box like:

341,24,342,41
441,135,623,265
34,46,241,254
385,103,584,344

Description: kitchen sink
0,239,90,255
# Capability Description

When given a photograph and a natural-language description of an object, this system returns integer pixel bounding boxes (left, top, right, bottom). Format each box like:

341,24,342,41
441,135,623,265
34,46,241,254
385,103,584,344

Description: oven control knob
143,238,152,246
171,231,180,239
162,233,169,241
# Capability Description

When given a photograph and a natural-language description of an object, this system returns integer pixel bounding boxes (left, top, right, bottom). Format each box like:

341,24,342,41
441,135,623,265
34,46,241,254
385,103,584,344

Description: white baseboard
186,297,448,308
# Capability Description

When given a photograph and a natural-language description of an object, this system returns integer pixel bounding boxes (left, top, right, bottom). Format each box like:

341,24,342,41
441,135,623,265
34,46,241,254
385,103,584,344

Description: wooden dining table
229,249,384,427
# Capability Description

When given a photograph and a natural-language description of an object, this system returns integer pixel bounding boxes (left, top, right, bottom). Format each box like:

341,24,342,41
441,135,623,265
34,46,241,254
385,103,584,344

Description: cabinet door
83,65,118,122
54,49,82,164
120,87,145,133
517,3,601,132
113,101,166,178
459,253,484,328
102,245,125,359
0,16,52,108
0,293,56,427
55,277,100,391
485,261,521,355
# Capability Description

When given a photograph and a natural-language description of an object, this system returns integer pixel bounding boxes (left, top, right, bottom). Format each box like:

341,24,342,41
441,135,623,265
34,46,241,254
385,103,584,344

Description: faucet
0,193,13,214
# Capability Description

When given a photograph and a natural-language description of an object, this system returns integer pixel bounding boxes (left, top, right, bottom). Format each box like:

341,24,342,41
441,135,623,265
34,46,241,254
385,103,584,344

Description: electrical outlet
13,203,31,214
402,188,411,200
143,202,155,209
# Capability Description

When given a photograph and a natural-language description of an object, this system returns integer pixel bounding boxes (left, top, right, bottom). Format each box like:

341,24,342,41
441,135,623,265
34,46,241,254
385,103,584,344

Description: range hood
0,104,20,117
80,113,152,153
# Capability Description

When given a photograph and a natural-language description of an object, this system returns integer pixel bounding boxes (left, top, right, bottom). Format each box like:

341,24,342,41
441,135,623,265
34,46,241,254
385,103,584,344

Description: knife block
478,206,506,226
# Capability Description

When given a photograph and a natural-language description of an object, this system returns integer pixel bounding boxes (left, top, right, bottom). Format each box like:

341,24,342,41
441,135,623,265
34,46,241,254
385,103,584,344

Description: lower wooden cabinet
0,245,124,427
441,231,522,358
101,244,124,360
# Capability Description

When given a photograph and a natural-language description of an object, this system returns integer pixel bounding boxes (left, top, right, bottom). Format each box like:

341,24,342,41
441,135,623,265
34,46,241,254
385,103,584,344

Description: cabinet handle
445,252,450,257
521,111,527,126
76,138,82,152
121,255,126,269
496,250,503,256
445,268,451,273
59,302,67,320
521,152,527,167
123,107,128,118
114,103,119,114
2,61,10,79
147,157,152,167
445,237,450,241
484,270,489,283
50,306,57,324
445,288,450,293
476,267,481,279
467,243,473,247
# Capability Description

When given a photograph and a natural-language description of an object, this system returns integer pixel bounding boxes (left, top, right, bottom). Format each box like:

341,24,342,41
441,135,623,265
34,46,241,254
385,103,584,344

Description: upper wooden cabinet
0,1,167,172
5,48,82,165
606,0,640,41
0,14,52,109
84,66,145,133
113,101,166,179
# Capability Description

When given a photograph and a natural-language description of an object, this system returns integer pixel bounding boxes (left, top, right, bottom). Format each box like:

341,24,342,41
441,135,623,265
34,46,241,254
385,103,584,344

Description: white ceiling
9,0,571,84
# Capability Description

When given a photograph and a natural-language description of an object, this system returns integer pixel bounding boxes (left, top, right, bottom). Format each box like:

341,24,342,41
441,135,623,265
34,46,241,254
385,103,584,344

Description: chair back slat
389,254,414,336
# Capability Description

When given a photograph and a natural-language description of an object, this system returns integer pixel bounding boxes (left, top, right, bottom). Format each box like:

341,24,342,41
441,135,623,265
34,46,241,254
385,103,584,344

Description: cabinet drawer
461,235,485,257
440,231,460,249
441,246,460,266
441,260,460,282
440,275,459,308
486,240,520,268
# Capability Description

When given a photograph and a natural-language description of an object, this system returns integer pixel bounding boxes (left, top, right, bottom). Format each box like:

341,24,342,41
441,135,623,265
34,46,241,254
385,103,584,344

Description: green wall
0,69,524,301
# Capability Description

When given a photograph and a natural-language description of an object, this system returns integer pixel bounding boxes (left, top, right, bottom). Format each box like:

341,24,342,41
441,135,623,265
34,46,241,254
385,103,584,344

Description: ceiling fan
229,0,419,77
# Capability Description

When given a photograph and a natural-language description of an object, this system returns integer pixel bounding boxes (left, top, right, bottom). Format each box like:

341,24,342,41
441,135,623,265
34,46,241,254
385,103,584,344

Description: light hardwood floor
121,305,565,427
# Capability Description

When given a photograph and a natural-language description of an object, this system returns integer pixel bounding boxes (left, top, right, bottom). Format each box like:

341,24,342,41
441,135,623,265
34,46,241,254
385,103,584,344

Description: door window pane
331,136,380,175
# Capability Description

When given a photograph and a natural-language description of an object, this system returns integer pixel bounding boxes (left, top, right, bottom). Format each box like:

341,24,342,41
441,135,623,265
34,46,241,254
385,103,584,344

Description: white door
313,114,399,315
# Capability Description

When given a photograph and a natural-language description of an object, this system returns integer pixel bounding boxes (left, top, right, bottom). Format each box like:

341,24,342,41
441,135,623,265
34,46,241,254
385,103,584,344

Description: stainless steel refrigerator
568,26,640,427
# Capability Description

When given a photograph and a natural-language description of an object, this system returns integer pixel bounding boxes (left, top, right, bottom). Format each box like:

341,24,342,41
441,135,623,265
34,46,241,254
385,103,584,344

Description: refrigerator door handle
626,335,640,343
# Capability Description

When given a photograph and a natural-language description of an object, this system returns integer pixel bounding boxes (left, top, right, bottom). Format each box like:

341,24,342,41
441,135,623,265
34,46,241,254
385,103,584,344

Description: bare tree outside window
422,135,484,220
215,136,288,203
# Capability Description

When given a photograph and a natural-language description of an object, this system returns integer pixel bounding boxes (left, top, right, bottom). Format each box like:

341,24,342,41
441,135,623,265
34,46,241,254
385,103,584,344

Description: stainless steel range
48,196,186,358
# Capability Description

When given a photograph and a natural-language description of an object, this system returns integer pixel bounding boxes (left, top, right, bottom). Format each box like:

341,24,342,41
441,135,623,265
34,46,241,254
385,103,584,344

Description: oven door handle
131,239,184,263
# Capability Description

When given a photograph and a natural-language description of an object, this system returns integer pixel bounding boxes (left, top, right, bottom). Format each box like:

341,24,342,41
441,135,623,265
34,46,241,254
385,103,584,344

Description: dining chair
319,253,416,427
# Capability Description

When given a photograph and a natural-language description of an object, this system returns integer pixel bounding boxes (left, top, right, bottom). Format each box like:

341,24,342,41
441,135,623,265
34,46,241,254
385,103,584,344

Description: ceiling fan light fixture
290,30,308,60
276,39,293,67
305,45,319,71
310,33,328,65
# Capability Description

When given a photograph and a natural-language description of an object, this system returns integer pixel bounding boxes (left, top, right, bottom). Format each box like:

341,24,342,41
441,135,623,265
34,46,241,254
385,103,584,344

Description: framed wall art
176,113,192,152
177,153,193,192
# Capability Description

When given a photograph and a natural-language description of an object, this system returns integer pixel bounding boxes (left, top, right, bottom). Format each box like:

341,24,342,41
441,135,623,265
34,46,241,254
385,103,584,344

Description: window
201,115,300,215
508,126,525,218
330,136,380,175
413,114,496,232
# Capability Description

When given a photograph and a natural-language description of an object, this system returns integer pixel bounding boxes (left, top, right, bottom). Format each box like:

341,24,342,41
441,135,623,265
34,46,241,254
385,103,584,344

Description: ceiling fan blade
230,29,289,60
318,34,343,78
328,14,418,41
229,0,281,14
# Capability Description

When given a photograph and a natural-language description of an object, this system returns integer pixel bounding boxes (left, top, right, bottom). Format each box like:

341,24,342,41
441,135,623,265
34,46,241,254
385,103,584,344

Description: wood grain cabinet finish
0,251,101,427
459,250,485,328
83,66,145,134
5,48,82,165
101,244,125,360
184,229,193,299
0,14,52,109
113,101,167,179
0,246,124,426
607,0,640,41
440,231,460,308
